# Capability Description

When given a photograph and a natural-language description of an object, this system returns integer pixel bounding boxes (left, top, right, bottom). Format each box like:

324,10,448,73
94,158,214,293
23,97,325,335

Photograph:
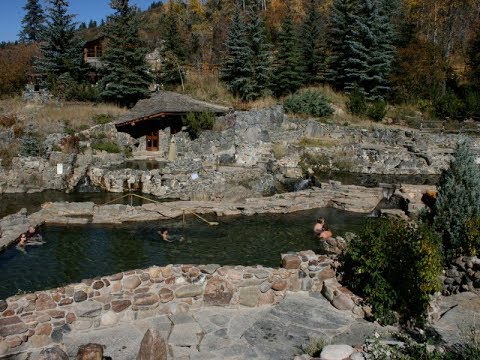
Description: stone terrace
0,251,370,358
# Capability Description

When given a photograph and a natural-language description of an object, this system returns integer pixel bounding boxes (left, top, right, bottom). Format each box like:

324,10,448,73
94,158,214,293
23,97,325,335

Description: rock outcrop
1,107,478,197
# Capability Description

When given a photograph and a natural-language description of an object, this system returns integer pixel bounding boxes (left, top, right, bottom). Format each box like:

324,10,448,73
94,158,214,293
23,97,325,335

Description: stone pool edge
0,250,365,357
1,182,434,252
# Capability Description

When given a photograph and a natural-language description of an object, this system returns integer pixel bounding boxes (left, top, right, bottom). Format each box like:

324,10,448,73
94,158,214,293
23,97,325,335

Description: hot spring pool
0,208,367,299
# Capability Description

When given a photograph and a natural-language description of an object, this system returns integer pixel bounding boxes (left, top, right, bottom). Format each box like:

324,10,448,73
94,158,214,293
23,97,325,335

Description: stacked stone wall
440,256,480,295
0,251,364,357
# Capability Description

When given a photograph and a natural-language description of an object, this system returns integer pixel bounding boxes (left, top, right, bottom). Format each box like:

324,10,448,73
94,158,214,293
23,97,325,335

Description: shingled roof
115,91,231,126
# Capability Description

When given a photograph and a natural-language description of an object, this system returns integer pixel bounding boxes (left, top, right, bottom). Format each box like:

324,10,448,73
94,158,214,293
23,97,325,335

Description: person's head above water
159,228,168,236
28,226,36,234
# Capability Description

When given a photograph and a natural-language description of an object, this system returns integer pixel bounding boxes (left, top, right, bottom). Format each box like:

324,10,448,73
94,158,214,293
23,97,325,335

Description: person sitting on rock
313,217,333,239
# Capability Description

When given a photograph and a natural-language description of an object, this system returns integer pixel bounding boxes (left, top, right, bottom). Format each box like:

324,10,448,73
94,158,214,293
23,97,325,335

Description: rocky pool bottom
0,208,366,300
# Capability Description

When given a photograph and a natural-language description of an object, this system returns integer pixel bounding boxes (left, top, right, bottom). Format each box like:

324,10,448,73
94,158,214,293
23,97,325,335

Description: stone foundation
0,250,364,357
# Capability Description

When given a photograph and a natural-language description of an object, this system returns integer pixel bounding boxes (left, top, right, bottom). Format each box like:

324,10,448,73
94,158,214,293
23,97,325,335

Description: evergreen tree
364,0,395,100
220,6,254,100
467,24,480,90
100,0,153,107
433,140,480,260
300,0,323,84
78,22,87,30
19,0,45,43
326,0,394,100
272,8,305,97
100,19,106,27
221,5,271,101
88,20,97,28
34,0,85,91
159,9,187,87
243,4,271,100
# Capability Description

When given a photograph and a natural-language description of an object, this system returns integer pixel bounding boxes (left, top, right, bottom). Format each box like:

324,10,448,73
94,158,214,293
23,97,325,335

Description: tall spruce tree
221,4,270,101
100,0,153,107
34,0,84,91
220,6,253,100
300,0,323,84
272,8,305,97
327,0,394,100
433,141,480,259
159,9,187,87
19,0,45,43
364,0,395,100
244,4,271,100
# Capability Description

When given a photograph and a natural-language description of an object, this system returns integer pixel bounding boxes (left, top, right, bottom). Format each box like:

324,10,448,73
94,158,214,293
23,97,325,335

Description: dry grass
0,97,127,136
271,142,288,159
175,68,236,107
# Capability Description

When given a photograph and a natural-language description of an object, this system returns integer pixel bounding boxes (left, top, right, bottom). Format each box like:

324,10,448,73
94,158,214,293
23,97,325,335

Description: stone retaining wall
440,256,480,295
0,251,364,357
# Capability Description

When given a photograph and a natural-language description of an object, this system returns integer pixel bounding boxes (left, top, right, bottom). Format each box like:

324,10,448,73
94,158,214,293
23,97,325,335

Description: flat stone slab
433,292,480,346
63,323,144,360
242,292,367,360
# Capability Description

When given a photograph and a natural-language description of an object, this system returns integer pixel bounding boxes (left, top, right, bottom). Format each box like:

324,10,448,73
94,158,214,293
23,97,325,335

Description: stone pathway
61,291,382,360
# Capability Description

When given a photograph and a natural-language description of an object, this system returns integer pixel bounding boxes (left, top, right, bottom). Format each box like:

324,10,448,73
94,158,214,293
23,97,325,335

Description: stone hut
115,91,230,152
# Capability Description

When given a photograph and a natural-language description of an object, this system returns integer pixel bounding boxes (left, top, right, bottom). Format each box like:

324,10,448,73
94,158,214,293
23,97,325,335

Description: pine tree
159,9,187,87
221,5,271,101
220,6,254,100
78,22,87,30
326,0,394,100
244,4,271,100
34,0,85,91
272,9,305,97
300,0,323,84
433,140,480,259
19,0,45,43
100,0,153,107
364,0,395,100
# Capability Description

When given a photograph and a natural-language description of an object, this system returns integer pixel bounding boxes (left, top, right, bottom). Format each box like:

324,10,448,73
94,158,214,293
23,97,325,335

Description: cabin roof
115,91,231,126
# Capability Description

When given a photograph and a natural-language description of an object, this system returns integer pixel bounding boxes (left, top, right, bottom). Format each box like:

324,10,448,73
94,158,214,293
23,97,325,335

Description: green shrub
366,101,387,122
464,89,480,119
433,141,480,260
465,217,480,256
20,125,42,157
342,218,442,326
433,92,465,119
347,84,367,116
283,90,334,118
366,333,445,360
93,113,114,125
303,338,329,357
65,83,101,102
184,112,215,139
91,140,121,153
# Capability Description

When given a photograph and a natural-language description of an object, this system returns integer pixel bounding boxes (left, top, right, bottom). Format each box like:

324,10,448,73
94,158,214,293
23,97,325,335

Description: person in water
18,233,28,247
26,225,43,241
158,228,183,242
313,217,333,239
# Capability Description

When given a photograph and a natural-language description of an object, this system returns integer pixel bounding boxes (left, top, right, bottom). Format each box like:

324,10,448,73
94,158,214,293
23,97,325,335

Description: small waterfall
294,179,311,192
74,175,102,193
